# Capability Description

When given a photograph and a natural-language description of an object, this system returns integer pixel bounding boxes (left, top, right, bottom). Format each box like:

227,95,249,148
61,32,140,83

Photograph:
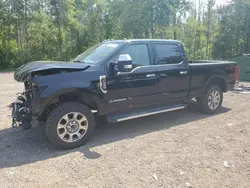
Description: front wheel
45,102,96,149
197,85,223,114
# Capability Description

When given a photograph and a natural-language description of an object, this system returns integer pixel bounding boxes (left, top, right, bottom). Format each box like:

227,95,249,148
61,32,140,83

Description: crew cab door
153,43,190,102
103,43,158,113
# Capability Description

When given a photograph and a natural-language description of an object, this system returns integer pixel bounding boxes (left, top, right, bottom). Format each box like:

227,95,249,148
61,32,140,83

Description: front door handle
180,71,188,75
146,74,156,78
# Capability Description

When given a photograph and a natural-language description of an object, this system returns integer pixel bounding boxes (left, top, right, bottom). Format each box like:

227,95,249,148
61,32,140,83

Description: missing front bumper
9,93,32,129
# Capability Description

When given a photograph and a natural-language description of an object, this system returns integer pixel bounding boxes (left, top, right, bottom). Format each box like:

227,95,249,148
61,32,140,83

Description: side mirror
117,54,133,73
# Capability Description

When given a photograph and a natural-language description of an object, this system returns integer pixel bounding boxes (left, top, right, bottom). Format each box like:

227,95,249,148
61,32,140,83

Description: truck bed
188,60,237,98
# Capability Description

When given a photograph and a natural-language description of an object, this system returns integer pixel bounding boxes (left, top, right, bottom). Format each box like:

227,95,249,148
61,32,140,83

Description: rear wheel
45,102,95,149
197,85,223,114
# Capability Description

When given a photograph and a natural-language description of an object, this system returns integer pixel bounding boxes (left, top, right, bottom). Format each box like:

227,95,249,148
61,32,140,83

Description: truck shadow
0,101,231,169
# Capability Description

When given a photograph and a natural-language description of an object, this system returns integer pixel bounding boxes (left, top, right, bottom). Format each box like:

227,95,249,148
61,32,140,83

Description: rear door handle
180,71,188,75
146,74,156,78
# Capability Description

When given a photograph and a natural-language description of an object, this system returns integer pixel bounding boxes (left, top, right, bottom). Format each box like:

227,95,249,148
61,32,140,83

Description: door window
155,44,182,64
117,44,150,67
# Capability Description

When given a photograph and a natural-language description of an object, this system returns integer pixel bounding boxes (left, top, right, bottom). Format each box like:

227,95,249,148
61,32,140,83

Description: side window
155,44,182,64
117,44,150,67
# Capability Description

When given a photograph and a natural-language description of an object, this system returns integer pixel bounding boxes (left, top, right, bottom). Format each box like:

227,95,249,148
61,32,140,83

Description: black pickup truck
11,39,239,149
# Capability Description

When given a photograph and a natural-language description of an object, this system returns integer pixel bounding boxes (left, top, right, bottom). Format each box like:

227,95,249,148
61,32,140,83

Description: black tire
45,102,95,149
197,85,223,114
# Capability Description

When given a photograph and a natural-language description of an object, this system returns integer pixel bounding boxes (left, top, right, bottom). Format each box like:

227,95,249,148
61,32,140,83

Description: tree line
0,0,249,69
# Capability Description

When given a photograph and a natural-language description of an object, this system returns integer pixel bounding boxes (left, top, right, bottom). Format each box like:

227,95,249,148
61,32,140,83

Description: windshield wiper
73,60,85,63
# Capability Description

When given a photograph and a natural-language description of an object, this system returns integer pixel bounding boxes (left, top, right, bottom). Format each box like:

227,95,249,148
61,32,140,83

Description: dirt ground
0,73,249,188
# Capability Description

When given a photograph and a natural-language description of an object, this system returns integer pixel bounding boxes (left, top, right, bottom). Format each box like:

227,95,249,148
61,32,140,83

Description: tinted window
155,44,182,64
118,44,150,67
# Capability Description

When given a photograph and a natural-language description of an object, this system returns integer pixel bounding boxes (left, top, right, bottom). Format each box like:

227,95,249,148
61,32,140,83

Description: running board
107,104,187,123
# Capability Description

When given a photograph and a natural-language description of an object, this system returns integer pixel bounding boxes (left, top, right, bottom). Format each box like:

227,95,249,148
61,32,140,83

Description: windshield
73,42,123,64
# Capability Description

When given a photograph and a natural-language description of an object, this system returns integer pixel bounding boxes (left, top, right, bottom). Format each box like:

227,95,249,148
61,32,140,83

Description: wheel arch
40,91,99,121
204,76,228,93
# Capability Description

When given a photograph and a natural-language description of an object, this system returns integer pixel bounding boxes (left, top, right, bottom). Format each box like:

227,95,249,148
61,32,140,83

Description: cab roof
104,39,182,44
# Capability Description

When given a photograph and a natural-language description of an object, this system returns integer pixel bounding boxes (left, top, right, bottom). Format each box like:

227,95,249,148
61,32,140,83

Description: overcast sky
193,0,231,6
215,0,230,5
192,0,231,9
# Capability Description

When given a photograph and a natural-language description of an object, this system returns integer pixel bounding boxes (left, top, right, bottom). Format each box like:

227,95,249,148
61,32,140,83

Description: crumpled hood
14,61,90,82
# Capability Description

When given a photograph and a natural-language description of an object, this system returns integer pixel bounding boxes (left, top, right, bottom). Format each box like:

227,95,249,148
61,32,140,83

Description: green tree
0,0,249,69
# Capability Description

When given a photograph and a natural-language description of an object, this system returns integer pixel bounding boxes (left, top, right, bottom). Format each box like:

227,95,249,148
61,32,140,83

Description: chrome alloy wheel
57,112,88,143
208,90,221,110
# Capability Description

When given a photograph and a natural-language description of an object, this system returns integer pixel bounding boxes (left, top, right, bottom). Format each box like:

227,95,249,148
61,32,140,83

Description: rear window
155,44,182,64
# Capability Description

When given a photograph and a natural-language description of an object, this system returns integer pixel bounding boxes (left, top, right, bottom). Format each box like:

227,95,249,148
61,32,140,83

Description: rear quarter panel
189,61,236,98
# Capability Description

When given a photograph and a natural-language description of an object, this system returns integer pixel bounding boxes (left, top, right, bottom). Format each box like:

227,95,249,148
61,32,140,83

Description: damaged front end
10,60,91,130
9,82,33,130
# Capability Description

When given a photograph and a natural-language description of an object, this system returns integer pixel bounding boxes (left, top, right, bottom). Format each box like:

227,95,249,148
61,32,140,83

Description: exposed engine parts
9,86,32,130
